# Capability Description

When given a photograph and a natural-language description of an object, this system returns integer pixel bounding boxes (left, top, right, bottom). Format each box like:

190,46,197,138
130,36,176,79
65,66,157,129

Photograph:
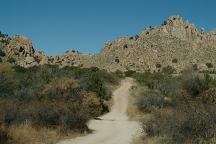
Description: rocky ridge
1,16,216,72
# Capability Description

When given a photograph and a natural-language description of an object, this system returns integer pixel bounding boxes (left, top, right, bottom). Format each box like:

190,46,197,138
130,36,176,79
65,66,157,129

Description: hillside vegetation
0,63,118,144
131,68,216,143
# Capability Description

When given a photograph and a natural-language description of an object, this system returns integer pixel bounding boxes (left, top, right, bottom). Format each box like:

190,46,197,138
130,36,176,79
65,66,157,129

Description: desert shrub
113,70,125,78
183,76,208,97
79,72,110,100
199,88,216,104
35,104,60,127
0,74,16,97
142,117,160,137
137,91,165,112
142,110,181,139
157,79,179,98
124,70,136,77
134,35,139,40
0,32,8,38
180,106,216,143
0,49,5,57
0,63,118,134
13,87,38,101
172,58,178,63
115,58,120,63
204,74,216,86
181,68,209,97
13,65,27,73
123,44,128,49
138,67,216,143
134,71,174,90
143,101,216,143
155,63,161,68
162,65,176,74
3,102,19,126
0,127,9,144
61,110,89,131
147,73,173,90
135,67,216,142
132,71,151,85
7,57,16,64
193,64,198,70
162,20,168,26
42,78,80,100
135,72,179,110
206,62,213,68
81,92,103,117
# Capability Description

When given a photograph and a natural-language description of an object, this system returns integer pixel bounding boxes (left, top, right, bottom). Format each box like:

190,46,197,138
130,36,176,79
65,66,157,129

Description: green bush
206,63,213,68
180,106,216,142
124,70,136,77
7,57,16,64
134,35,139,40
155,63,161,68
183,76,208,97
0,63,118,133
143,101,216,143
113,70,125,78
162,65,176,74
0,32,8,38
123,44,128,49
60,109,89,131
0,49,6,57
132,71,151,85
199,88,216,104
137,67,216,143
115,58,120,63
204,74,216,87
193,64,198,70
0,127,9,144
137,91,165,112
80,74,109,100
133,71,175,91
36,104,60,127
172,58,178,63
0,74,16,97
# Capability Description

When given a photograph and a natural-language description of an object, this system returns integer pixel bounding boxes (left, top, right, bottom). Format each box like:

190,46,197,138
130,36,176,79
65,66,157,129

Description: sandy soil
58,78,140,144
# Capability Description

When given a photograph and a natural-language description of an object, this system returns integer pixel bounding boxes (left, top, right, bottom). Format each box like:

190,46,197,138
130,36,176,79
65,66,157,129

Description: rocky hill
1,16,216,72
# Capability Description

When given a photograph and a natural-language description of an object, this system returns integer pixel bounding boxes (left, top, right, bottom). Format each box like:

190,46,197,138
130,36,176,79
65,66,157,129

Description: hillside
1,16,216,72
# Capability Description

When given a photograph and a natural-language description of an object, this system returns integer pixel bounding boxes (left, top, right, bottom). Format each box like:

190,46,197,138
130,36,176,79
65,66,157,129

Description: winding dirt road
58,78,140,144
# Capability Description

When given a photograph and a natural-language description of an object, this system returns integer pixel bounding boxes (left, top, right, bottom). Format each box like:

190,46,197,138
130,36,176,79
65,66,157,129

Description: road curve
58,78,140,144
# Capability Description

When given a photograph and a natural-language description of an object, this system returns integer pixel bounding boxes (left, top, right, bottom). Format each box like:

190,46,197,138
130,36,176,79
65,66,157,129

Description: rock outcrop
89,16,216,72
0,35,48,67
1,16,216,72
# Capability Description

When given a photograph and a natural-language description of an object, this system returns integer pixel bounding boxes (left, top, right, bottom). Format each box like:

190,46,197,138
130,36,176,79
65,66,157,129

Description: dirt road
58,78,140,144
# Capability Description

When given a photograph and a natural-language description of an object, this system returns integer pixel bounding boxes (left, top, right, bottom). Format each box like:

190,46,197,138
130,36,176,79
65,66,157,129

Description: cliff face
91,16,216,72
1,16,216,72
0,35,48,67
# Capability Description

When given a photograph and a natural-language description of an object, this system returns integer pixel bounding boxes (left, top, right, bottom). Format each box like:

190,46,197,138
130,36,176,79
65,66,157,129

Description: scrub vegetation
0,64,119,144
131,67,216,144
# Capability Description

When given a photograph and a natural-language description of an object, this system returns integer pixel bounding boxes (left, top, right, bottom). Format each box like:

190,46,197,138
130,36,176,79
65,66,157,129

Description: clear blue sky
0,0,215,55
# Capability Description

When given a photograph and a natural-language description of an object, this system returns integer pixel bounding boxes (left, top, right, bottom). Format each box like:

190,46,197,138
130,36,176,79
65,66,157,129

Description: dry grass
131,136,143,144
142,136,171,144
8,122,84,144
8,122,60,144
127,82,150,121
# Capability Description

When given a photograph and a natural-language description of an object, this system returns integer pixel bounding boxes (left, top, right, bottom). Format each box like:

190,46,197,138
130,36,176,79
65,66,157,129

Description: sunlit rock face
1,16,216,72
